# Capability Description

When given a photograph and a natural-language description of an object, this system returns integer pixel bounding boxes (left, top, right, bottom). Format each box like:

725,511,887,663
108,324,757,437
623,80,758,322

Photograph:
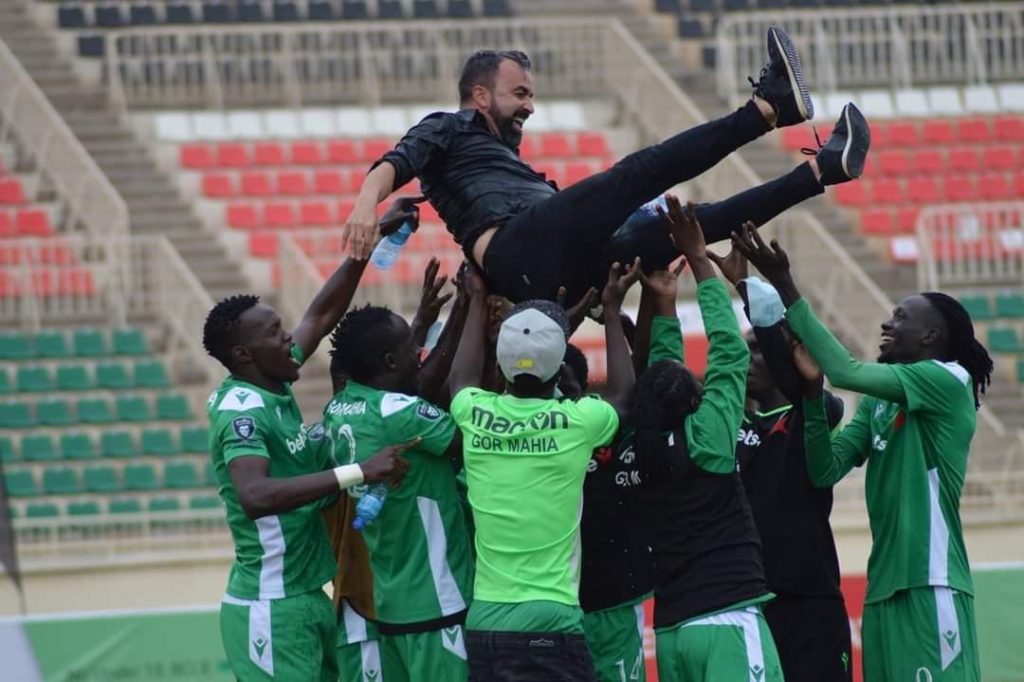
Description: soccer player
711,245,852,681
324,299,474,681
343,28,870,306
732,224,993,681
629,198,782,681
447,258,639,681
202,257,413,681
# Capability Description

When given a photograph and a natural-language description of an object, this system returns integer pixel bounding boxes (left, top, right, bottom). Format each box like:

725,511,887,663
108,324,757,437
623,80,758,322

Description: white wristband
333,464,364,491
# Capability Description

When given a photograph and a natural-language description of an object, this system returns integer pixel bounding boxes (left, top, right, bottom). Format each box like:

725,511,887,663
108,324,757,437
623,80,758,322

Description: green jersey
450,388,619,615
322,380,472,626
790,299,976,604
207,354,337,601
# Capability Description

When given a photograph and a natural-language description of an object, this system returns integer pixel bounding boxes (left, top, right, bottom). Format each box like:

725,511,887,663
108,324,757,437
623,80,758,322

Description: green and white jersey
208,352,337,601
322,380,472,626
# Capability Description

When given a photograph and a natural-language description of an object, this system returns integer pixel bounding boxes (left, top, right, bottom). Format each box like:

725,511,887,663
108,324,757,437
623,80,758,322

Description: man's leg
583,602,647,682
763,595,853,682
337,600,384,681
382,627,468,681
467,630,597,682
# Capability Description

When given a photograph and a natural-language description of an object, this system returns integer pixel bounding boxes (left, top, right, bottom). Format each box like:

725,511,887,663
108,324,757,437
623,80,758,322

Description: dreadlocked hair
202,294,260,368
922,292,994,409
563,343,589,392
628,359,703,480
329,305,397,384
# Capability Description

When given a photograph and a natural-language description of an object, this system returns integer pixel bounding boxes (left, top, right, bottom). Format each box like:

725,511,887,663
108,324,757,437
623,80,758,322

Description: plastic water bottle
606,195,674,270
352,484,388,530
370,221,414,270
621,195,669,232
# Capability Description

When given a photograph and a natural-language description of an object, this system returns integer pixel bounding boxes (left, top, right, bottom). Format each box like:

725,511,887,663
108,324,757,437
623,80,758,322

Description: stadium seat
227,204,259,229
0,369,8,395
249,232,277,258
217,143,249,168
327,140,358,164
948,147,981,173
43,467,81,495
0,333,32,360
962,86,1000,114
181,426,209,454
995,292,1024,318
0,437,14,463
202,174,234,198
165,462,198,489
129,4,158,26
237,0,265,21
362,139,393,164
277,171,309,196
979,174,1012,201
943,175,977,202
982,147,1016,171
77,398,114,425
987,327,1022,353
195,114,232,140
483,0,511,15
273,0,300,21
0,179,26,204
959,294,994,321
895,208,920,234
876,150,910,177
14,209,52,237
241,172,273,197
22,434,57,462
253,143,287,167
27,503,59,518
911,150,944,175
67,501,100,516
264,203,297,228
309,0,334,19
101,430,135,458
83,465,121,493
16,366,53,392
34,330,69,358
180,144,215,169
576,131,611,158
299,111,336,137
204,461,218,487
957,118,990,143
109,498,143,515
133,360,171,388
0,401,34,428
58,6,86,28
291,142,325,165
60,433,96,460
907,177,941,203
114,328,149,355
4,470,38,497
125,464,159,491
264,111,302,139
872,180,904,204
190,494,222,510
116,396,151,423
37,399,74,426
541,133,574,159
142,429,179,457
157,394,192,421
922,120,954,145
449,0,473,17
96,362,132,390
314,170,347,195
994,116,1024,142
73,329,106,357
886,122,919,147
300,202,332,226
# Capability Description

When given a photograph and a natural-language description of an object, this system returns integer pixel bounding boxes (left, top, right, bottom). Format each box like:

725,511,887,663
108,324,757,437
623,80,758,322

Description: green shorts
583,601,647,682
655,605,782,682
380,626,468,682
337,600,383,681
862,586,979,682
220,590,337,681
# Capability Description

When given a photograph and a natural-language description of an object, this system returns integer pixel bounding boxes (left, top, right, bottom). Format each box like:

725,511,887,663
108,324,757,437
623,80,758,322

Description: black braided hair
628,359,703,477
202,294,260,369
922,292,993,409
329,305,398,384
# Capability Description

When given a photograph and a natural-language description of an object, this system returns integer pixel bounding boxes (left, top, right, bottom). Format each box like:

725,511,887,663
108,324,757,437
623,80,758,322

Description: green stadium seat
21,434,57,461
0,436,16,463
0,332,33,360
995,292,1024,318
165,461,198,489
37,399,74,426
180,426,209,454
101,430,136,458
60,433,95,460
1018,359,1024,384
4,470,38,497
109,497,142,514
56,364,93,391
0,369,10,394
77,398,113,424
113,328,149,355
142,428,178,456
16,366,53,392
7,506,16,519
133,360,170,388
26,502,59,518
987,327,1022,353
83,465,121,492
189,494,221,510
67,501,100,516
125,463,159,490
203,461,218,487
0,401,34,428
149,496,181,512
73,328,106,357
96,362,132,390
42,467,81,494
34,331,69,358
116,396,151,422
156,393,191,420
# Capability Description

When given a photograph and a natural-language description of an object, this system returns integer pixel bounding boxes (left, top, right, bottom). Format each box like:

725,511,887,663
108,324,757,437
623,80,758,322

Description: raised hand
360,438,419,486
379,195,428,237
601,258,642,312
730,221,792,287
342,202,380,260
638,258,687,301
707,246,749,288
414,258,453,320
791,340,824,398
657,195,707,260
557,285,600,332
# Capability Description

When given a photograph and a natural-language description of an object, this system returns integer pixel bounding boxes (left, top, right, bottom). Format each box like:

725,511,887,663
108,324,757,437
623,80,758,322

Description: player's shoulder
209,385,267,415
379,391,425,418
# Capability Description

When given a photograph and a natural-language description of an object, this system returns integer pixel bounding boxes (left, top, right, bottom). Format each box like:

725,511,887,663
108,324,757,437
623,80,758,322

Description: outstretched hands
557,286,600,334
729,221,801,306
601,258,642,312
638,258,687,301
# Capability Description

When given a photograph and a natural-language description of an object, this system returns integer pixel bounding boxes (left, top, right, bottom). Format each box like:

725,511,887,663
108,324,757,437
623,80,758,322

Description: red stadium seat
922,120,954,145
911,150,944,174
216,143,249,168
907,177,941,203
202,173,235,198
943,175,977,202
957,117,990,143
540,133,573,159
886,122,919,147
518,136,537,160
532,161,561,186
0,243,21,264
0,212,13,237
313,170,348,195
779,126,815,151
896,207,920,234
36,242,73,265
979,173,1012,201
15,209,52,236
361,139,393,164
876,150,910,177
993,116,1024,142
0,270,19,297
0,179,25,204
264,202,297,228
180,144,215,169
982,146,1016,171
872,179,904,204
253,142,287,167
291,142,324,165
419,201,440,223
299,201,332,226
240,172,272,197
276,171,309,196
226,204,259,229
834,182,869,206
562,161,593,187
861,209,894,235
249,232,278,258
948,147,981,173
327,140,358,164
868,122,889,148
337,200,356,222
576,131,611,158
1012,172,1024,198
59,269,95,296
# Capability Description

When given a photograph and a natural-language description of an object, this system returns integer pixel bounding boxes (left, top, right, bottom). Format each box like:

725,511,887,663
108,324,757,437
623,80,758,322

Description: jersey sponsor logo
416,402,442,420
736,428,761,447
326,400,367,417
233,416,256,440
615,470,643,487
750,663,764,680
872,434,888,452
470,405,569,434
286,428,308,454
306,422,326,441
768,413,790,435
364,669,380,682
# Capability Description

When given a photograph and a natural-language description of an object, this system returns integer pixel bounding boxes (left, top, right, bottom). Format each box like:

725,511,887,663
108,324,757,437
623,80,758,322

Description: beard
490,103,524,149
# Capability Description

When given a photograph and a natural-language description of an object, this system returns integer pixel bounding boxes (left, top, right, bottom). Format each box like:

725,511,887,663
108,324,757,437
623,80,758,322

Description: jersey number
614,655,641,682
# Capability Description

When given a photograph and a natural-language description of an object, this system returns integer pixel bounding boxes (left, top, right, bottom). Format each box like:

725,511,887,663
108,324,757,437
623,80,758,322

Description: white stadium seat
263,110,301,139
893,89,930,117
154,112,193,141
336,107,373,136
299,109,337,137
856,90,895,119
822,91,855,121
962,85,1000,114
547,101,587,130
370,107,411,136
407,104,448,127
997,83,1024,112
226,110,263,139
926,87,963,116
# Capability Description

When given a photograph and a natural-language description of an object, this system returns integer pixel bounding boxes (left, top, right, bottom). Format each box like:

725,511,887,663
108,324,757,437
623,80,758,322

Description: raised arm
410,257,454,350
600,259,641,418
417,282,469,408
448,265,489,399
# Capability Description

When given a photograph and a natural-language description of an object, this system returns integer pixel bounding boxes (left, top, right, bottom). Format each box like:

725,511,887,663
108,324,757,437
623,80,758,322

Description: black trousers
482,100,824,303
763,594,853,682
467,630,598,682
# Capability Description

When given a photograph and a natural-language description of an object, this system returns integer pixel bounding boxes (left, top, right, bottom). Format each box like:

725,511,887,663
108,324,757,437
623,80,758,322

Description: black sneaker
750,26,814,127
810,102,870,186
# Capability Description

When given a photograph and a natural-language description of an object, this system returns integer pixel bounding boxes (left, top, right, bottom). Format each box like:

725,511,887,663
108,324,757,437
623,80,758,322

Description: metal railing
0,38,129,311
916,201,1024,292
717,3,1024,103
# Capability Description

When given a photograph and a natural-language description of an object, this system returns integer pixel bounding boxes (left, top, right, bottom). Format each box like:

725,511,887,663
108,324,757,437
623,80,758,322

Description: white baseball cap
496,307,567,383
